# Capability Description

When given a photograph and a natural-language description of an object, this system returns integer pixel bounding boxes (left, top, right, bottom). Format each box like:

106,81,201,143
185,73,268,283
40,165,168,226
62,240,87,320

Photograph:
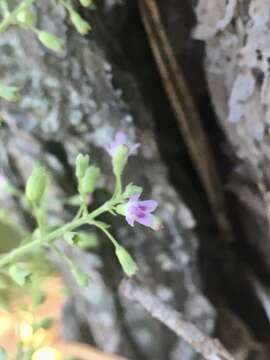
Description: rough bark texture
0,1,216,360
193,0,270,358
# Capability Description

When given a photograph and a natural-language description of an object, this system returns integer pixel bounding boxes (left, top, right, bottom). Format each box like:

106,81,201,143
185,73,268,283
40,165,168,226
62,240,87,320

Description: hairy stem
0,0,36,34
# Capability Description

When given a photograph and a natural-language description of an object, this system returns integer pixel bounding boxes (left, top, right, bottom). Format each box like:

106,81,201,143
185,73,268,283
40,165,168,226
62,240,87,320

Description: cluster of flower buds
75,154,100,197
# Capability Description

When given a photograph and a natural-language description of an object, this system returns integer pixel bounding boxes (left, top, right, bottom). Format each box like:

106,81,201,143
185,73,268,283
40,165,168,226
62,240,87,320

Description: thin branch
120,279,234,360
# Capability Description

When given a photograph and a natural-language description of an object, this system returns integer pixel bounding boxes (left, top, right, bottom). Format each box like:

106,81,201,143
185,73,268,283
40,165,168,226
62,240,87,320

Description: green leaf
122,183,142,199
9,264,31,286
0,84,20,102
37,31,64,53
70,11,91,35
34,317,54,331
0,346,6,360
115,246,138,277
79,0,92,7
31,289,46,308
64,231,98,249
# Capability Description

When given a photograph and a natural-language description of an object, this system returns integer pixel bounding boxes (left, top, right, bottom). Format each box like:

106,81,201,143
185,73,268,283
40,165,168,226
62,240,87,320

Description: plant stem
0,0,36,34
91,221,119,248
0,199,114,268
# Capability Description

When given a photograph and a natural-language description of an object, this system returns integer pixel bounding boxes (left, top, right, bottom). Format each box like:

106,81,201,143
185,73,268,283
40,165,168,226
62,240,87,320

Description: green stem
0,200,114,268
91,220,119,248
0,0,36,34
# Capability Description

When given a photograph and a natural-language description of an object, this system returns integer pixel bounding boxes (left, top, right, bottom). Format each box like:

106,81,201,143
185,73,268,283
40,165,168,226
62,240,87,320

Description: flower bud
112,145,128,177
79,0,92,7
0,84,20,102
115,246,138,277
79,166,100,195
115,204,127,216
37,31,63,53
25,166,47,203
75,154,89,179
17,9,35,26
70,11,91,35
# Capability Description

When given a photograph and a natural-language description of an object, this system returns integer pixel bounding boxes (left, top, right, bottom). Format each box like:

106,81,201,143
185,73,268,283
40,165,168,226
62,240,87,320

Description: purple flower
125,194,158,227
106,131,140,157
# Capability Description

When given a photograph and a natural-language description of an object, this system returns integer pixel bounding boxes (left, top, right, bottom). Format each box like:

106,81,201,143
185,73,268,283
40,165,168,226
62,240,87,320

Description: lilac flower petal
136,212,154,227
138,200,158,212
129,194,140,202
126,214,135,226
129,143,141,155
115,131,127,144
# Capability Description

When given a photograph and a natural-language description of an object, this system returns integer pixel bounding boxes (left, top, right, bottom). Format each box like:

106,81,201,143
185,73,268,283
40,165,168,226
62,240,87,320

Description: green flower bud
17,9,35,26
115,246,138,277
37,31,64,53
75,154,89,180
79,0,92,7
112,145,129,177
79,166,100,195
25,166,47,204
0,84,20,102
115,204,127,216
71,265,89,287
123,183,143,199
9,264,31,286
70,11,91,35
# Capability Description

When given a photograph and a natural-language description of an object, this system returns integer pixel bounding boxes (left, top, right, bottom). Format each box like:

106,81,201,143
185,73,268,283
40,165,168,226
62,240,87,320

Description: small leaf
115,246,138,277
70,10,91,35
64,232,77,246
65,231,98,249
34,317,54,331
31,289,46,308
9,264,31,286
0,84,20,102
79,0,92,7
37,31,64,53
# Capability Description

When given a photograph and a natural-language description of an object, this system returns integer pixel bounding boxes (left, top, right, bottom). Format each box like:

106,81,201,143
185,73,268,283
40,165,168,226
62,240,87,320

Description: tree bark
2,0,270,359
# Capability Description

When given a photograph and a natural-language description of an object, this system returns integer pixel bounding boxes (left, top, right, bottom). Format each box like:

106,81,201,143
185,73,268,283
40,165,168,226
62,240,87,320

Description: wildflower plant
0,0,93,101
0,131,159,289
